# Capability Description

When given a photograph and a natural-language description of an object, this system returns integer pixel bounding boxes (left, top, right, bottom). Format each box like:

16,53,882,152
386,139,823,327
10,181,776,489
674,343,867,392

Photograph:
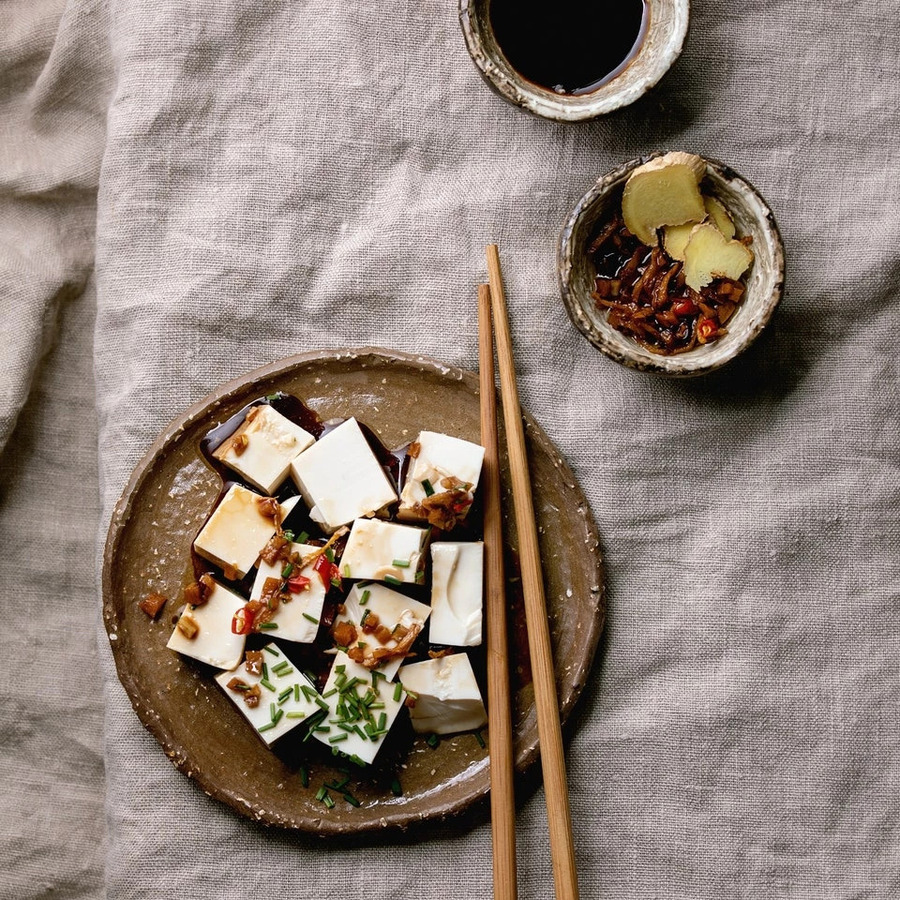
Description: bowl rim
458,0,691,122
558,152,786,376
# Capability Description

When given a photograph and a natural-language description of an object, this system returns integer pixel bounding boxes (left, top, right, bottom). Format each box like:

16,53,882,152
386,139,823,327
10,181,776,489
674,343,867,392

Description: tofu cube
334,583,431,680
214,643,323,745
212,404,315,494
312,652,406,764
399,654,487,735
398,432,485,523
340,518,427,585
289,418,397,531
429,542,484,647
248,542,327,643
193,485,294,579
167,579,246,669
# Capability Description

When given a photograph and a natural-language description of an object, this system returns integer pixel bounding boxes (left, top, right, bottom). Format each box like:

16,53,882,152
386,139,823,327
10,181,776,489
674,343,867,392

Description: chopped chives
314,696,329,711
393,682,402,702
294,683,300,702
377,712,387,731
281,562,294,578
369,702,385,710
421,478,435,496
302,612,319,624
286,711,307,719
297,531,310,544
352,724,368,742
325,548,334,563
323,688,337,699
323,794,335,809
343,792,361,808
348,754,367,768
277,687,293,703
282,530,295,542
301,684,317,702
390,778,402,796
260,679,276,693
265,393,280,402
272,709,284,725
300,765,309,787
474,730,486,749
342,564,351,577
314,725,331,733
262,663,269,680
263,646,279,656
426,733,439,748
328,733,348,744
391,559,410,568
272,661,291,674
258,622,278,630
404,688,418,701
315,786,328,802
383,575,402,586
337,723,355,733
360,589,370,606
270,703,277,719
257,722,276,733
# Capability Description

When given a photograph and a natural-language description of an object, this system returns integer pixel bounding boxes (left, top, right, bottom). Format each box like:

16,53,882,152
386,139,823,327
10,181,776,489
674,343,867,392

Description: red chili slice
287,574,310,593
231,606,254,635
313,554,340,591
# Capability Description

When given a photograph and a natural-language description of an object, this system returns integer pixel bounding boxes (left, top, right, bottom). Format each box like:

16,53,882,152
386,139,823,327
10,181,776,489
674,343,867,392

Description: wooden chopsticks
478,284,517,900
484,245,580,900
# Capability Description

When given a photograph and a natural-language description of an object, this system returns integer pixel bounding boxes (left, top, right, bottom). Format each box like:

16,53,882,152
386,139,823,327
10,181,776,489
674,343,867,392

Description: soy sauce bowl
459,0,689,122
558,154,786,376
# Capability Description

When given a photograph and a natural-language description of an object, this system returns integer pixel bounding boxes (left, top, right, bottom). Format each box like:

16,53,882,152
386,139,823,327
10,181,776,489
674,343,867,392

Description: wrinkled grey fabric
2,0,899,897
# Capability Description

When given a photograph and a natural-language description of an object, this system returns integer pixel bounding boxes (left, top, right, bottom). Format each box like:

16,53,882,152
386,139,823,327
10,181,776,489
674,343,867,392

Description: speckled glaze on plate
102,348,605,835
559,153,786,376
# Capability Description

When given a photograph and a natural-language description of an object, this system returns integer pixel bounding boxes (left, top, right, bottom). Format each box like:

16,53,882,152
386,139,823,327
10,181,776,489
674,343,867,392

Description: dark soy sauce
489,0,648,96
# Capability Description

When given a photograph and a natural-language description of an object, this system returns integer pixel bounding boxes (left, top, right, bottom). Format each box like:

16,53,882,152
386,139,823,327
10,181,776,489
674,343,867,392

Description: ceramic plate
102,348,604,834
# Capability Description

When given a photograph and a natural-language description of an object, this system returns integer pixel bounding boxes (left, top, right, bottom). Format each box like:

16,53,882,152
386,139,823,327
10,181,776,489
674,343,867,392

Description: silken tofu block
193,485,295,579
289,418,397,532
248,542,326,643
429,542,484,647
340,518,427,585
334,582,431,680
213,404,315,495
399,653,487,735
167,579,246,669
215,643,323,745
312,651,406,765
398,431,485,518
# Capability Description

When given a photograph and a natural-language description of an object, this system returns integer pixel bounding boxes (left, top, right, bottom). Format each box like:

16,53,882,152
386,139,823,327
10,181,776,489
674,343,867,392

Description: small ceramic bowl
558,153,785,376
458,0,689,122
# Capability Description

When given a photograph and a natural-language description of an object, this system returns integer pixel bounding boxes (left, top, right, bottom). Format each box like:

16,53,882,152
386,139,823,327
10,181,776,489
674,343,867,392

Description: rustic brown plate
102,348,604,834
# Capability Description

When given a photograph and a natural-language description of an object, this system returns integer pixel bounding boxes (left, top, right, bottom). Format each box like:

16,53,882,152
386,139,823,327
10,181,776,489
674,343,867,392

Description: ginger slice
662,221,697,261
704,196,736,240
682,223,754,291
622,159,706,246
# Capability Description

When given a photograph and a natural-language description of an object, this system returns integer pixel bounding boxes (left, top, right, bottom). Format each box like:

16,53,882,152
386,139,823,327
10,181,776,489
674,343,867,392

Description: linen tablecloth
2,0,898,897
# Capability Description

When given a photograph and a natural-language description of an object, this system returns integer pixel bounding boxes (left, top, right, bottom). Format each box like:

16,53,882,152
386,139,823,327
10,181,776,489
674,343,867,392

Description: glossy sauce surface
489,0,648,95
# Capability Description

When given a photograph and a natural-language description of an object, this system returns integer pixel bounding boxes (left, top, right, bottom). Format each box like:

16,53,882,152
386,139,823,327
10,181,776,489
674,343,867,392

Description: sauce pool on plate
489,0,649,95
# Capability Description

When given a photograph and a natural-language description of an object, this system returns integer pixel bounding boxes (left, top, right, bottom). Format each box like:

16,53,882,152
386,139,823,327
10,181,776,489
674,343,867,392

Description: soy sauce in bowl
489,0,649,95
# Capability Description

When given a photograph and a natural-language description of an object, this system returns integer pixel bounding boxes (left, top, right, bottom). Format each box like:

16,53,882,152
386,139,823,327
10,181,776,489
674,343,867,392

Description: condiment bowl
558,153,785,376
458,0,690,122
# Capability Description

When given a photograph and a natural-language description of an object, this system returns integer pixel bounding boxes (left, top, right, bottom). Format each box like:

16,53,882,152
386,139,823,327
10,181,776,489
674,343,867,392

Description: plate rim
102,346,605,834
